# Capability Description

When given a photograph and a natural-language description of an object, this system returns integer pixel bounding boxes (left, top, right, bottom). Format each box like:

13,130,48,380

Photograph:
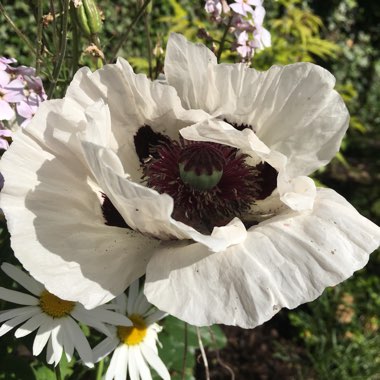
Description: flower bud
74,0,102,38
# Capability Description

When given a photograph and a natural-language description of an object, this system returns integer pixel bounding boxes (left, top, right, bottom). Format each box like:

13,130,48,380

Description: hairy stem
47,0,70,99
197,327,210,380
216,16,233,63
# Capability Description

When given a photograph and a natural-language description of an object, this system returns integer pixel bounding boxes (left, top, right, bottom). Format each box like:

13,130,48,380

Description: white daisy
93,280,170,380
0,263,132,367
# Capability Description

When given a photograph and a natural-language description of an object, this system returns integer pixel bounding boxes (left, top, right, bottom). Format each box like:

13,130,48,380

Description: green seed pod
75,0,102,38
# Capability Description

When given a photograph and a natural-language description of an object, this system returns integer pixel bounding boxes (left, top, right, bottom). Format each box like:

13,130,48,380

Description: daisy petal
115,345,129,380
145,188,380,327
127,280,140,313
140,343,170,380
0,287,39,306
105,345,123,380
133,346,152,380
61,324,75,362
51,322,63,365
128,346,140,380
1,263,44,296
33,318,54,356
15,312,49,338
0,306,37,323
144,310,168,325
64,317,94,367
93,336,119,362
71,305,111,336
0,308,40,336
46,334,55,365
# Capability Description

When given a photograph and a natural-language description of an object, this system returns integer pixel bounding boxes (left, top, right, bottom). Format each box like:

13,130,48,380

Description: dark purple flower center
102,123,278,232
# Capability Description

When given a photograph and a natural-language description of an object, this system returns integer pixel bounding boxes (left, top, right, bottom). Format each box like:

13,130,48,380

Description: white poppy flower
93,280,170,380
0,263,132,367
142,34,380,327
1,33,379,329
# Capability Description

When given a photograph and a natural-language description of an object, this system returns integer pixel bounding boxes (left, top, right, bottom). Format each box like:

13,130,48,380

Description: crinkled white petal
0,99,159,308
81,137,248,252
66,59,209,183
145,188,380,327
165,33,349,176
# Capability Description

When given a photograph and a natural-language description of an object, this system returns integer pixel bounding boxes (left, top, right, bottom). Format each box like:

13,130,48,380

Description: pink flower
205,0,223,20
0,124,12,151
16,95,42,128
0,71,25,121
0,57,17,71
230,0,262,17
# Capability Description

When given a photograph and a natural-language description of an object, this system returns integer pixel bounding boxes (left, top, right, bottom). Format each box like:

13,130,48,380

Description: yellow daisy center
117,314,147,346
39,290,75,318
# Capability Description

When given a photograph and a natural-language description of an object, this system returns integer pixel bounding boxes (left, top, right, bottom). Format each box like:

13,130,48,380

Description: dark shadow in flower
101,193,129,228
255,163,278,200
133,125,171,163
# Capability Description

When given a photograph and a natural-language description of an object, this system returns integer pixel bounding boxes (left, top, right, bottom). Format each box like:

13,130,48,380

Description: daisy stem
181,322,188,380
109,0,151,63
96,358,104,380
54,365,63,380
216,16,233,63
196,327,210,380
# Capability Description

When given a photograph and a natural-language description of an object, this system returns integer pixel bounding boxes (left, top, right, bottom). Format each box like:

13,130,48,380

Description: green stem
36,0,43,75
70,6,80,79
50,0,59,52
0,2,38,56
216,16,233,63
47,0,70,99
96,358,104,380
109,0,152,63
55,365,62,380
143,6,153,79
181,322,188,380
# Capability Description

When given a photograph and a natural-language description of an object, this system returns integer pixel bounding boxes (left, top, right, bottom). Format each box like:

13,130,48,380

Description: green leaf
158,316,227,380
